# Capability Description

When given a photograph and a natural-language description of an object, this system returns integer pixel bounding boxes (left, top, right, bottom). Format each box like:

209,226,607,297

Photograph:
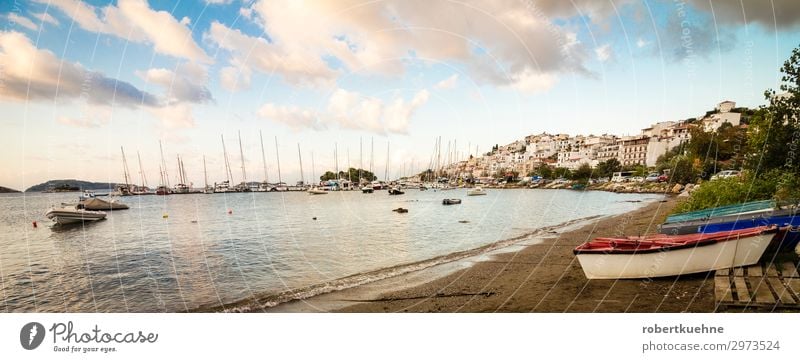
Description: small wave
191,214,603,312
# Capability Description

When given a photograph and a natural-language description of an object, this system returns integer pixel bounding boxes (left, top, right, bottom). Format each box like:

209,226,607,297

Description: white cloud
0,31,158,107
148,103,196,129
257,88,430,134
219,65,252,92
57,116,101,128
204,0,233,4
434,74,459,90
38,0,212,63
636,38,649,48
7,13,38,31
136,63,213,104
508,70,557,94
594,44,612,62
32,12,60,26
257,104,323,131
0,31,200,130
207,0,605,94
206,21,337,88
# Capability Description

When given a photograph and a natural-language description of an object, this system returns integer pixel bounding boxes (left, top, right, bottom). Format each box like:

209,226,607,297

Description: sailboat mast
311,152,315,187
159,140,170,188
238,131,247,183
297,143,304,185
370,137,374,176
203,155,209,189
180,156,187,185
384,141,389,182
260,130,268,183
359,137,363,185
334,143,339,181
347,148,351,184
137,151,148,189
223,135,235,184
274,136,282,185
120,146,130,186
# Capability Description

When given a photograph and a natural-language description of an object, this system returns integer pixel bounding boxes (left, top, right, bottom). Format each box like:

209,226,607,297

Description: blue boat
665,199,775,224
660,209,800,251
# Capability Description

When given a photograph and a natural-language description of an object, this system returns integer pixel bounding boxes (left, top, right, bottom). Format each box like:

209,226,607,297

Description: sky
1,0,799,190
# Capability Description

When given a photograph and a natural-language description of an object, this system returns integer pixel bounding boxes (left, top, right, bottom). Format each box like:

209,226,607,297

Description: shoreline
325,195,715,312
195,214,608,312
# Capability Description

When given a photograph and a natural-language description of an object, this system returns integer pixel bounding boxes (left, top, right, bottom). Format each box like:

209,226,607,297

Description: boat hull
575,231,775,279
45,209,107,225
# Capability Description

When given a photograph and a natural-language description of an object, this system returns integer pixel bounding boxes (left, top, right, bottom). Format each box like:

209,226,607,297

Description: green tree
553,167,572,179
596,158,621,178
534,163,553,179
571,163,593,181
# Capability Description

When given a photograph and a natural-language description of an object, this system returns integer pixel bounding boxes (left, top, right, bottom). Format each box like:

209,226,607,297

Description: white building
703,100,741,132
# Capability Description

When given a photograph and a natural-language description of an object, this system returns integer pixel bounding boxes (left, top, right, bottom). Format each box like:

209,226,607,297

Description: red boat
574,226,777,279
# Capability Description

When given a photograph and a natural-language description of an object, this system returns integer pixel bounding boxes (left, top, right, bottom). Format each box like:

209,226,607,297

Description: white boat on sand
45,204,107,225
573,226,777,279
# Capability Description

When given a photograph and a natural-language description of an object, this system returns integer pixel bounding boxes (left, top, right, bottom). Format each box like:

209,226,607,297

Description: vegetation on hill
673,45,800,212
0,186,21,193
24,179,118,193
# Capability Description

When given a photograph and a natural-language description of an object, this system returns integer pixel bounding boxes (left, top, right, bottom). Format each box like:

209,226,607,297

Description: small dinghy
574,226,778,279
80,197,129,211
467,186,486,196
388,187,404,195
45,204,107,225
442,198,462,205
392,207,408,213
361,186,374,193
308,188,328,195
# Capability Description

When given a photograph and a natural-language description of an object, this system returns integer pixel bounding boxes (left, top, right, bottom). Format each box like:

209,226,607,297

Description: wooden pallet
715,262,800,311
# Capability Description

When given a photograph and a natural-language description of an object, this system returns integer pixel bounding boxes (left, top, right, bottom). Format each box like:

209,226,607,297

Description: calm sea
0,189,661,312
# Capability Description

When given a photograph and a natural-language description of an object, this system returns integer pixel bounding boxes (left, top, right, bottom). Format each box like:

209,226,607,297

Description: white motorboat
308,188,328,195
467,186,487,196
45,204,107,225
573,226,778,279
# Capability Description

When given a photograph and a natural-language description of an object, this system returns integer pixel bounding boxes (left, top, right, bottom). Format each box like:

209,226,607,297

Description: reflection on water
0,189,660,312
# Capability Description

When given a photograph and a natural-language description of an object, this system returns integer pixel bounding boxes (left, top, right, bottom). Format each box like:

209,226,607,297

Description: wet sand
334,196,716,312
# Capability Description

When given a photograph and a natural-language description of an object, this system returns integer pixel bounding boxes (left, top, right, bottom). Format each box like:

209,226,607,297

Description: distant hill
0,186,21,193
24,179,118,193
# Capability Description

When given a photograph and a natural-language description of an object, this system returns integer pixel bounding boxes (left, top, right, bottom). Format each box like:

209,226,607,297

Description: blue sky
1,0,799,190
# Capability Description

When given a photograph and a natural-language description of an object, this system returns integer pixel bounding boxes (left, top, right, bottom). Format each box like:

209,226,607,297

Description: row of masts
116,133,428,195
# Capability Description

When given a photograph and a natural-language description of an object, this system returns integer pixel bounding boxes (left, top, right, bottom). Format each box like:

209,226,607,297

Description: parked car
710,170,741,181
657,174,669,182
644,173,660,182
630,176,645,183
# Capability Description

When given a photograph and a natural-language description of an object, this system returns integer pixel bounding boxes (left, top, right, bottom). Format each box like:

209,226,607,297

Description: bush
674,170,789,213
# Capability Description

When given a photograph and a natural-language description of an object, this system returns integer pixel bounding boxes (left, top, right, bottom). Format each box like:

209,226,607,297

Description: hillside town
432,100,747,182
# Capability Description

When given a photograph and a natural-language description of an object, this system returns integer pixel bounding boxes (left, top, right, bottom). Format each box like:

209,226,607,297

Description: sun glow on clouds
258,89,430,135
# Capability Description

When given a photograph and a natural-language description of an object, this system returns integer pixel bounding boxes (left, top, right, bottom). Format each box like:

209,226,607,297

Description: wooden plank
717,268,730,276
782,262,799,278
733,277,751,303
734,267,745,277
767,278,796,305
714,276,734,303
748,265,763,277
766,264,780,277
786,279,800,299
750,277,776,304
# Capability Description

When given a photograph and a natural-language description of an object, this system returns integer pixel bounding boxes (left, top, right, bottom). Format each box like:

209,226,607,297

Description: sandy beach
324,196,716,312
